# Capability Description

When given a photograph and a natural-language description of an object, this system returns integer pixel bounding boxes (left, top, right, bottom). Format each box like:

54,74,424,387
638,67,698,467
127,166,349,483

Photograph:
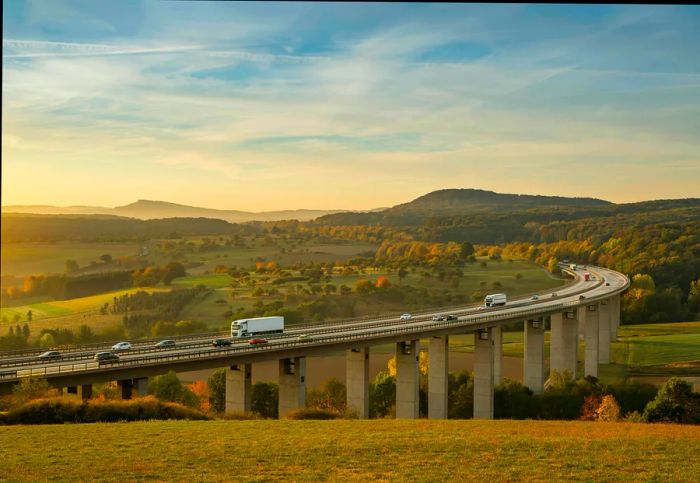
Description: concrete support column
395,340,419,419
117,379,133,400
493,326,503,386
584,304,600,378
78,384,93,400
550,311,578,378
598,300,611,364
473,328,495,419
226,363,252,414
524,318,545,394
610,295,620,341
134,377,149,397
278,357,306,417
346,348,369,418
428,336,448,419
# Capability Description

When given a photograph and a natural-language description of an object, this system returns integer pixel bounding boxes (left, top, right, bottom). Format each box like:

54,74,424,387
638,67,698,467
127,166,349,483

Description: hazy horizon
3,3,699,211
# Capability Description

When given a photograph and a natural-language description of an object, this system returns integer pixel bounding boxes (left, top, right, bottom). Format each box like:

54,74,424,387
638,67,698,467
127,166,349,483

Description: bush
596,395,621,422
624,411,645,423
220,411,261,420
285,408,340,420
149,371,200,408
3,396,209,425
207,368,226,413
251,382,278,418
643,378,700,424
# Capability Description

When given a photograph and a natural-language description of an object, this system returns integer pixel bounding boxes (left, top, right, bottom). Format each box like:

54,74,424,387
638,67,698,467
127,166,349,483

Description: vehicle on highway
231,316,284,338
248,338,269,345
212,338,232,347
38,351,61,361
551,292,558,298
111,342,132,351
484,293,507,307
155,340,176,348
584,272,591,281
446,314,458,321
297,334,313,343
531,295,539,301
569,264,578,270
432,314,447,321
579,295,586,300
94,351,119,363
400,313,412,321
605,282,610,286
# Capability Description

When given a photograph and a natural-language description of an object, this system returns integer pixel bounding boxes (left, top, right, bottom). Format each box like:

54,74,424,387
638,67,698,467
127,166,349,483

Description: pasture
0,419,698,481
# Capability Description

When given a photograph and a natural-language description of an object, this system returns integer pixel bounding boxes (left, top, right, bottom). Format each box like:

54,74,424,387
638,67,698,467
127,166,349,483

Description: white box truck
231,316,284,338
484,293,507,307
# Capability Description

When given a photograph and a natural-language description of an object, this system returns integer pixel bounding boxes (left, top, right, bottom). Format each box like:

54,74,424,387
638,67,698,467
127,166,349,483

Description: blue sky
2,2,699,210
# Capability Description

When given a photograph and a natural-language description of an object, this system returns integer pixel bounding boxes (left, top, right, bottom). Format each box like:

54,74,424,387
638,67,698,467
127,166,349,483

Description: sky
2,2,699,211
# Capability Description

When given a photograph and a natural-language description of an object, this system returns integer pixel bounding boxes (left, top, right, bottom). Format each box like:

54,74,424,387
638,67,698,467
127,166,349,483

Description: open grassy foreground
1,420,699,481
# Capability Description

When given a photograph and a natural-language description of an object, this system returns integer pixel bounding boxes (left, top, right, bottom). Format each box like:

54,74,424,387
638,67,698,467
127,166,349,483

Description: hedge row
0,396,208,425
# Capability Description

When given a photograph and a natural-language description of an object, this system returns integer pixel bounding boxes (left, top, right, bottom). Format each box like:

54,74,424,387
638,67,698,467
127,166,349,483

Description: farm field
0,288,168,341
1,419,698,481
1,242,140,278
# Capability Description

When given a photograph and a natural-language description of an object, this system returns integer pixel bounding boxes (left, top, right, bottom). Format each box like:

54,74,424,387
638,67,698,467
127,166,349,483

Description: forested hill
316,189,612,226
0,214,253,242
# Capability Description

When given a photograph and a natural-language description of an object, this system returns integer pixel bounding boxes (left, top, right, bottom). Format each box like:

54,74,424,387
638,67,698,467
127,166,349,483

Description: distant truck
231,316,284,338
569,264,578,270
584,272,591,281
484,293,507,307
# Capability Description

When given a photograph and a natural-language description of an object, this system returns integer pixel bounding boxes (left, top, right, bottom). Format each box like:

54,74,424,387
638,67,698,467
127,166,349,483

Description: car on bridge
531,295,539,301
551,293,558,298
248,338,269,345
212,338,232,347
111,342,132,351
94,351,119,363
432,314,447,321
297,334,313,343
400,313,412,321
446,314,458,321
155,340,176,348
38,351,61,361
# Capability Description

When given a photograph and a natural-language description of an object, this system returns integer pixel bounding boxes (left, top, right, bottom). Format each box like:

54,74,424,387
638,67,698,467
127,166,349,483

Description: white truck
484,293,507,307
231,316,284,338
569,264,578,270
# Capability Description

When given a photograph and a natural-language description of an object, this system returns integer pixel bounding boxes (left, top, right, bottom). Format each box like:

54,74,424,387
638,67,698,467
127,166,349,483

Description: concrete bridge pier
493,326,503,386
598,300,611,364
134,377,149,397
610,295,620,341
428,336,448,419
117,379,134,399
346,347,369,418
279,357,306,417
550,311,578,378
584,304,600,378
473,328,494,419
395,340,420,419
226,363,252,414
66,384,94,400
524,318,545,394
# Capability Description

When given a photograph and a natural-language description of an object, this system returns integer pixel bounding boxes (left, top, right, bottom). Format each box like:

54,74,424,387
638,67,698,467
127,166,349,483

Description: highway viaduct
0,265,628,419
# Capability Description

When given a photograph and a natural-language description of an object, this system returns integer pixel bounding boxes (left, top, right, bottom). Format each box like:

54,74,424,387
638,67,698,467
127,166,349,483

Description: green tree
643,377,700,424
148,371,199,407
12,377,50,407
39,332,56,348
251,382,278,418
460,242,475,258
26,310,33,322
369,371,395,418
207,368,226,413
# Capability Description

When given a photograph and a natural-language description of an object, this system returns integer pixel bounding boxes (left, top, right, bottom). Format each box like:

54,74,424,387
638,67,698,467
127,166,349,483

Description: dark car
38,351,61,361
551,292,558,298
579,295,586,300
446,315,458,321
155,339,176,348
212,338,232,347
94,351,119,363
248,338,269,345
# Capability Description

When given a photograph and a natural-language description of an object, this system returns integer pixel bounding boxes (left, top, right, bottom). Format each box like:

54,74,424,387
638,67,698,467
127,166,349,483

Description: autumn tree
595,394,621,422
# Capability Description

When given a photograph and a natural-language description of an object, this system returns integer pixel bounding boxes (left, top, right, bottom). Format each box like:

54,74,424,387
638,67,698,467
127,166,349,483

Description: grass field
1,242,140,278
613,322,700,366
0,419,698,481
0,288,168,340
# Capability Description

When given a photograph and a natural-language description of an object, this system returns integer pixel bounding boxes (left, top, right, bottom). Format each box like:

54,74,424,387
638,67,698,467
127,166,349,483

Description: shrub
220,411,261,420
3,396,209,425
285,408,340,420
624,411,645,423
149,371,200,408
251,382,278,418
643,378,700,424
596,395,621,422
